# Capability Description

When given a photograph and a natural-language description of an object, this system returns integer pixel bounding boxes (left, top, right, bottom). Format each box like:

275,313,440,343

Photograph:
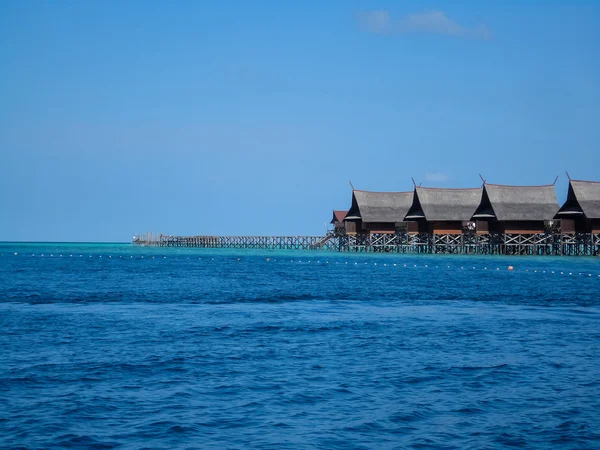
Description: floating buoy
508,266,514,271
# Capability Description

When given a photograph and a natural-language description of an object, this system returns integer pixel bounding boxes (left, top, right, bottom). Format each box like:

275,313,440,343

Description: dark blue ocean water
1,243,599,449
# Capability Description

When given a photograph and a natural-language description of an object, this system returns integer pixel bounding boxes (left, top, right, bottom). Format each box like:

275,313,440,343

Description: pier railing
133,232,600,256
132,233,340,250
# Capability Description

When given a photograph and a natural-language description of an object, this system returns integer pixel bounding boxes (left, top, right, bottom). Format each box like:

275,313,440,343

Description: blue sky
1,1,599,241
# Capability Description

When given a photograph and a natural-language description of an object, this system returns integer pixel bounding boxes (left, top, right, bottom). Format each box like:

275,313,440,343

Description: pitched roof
474,184,559,221
406,187,481,221
556,180,600,219
330,210,348,224
345,190,413,223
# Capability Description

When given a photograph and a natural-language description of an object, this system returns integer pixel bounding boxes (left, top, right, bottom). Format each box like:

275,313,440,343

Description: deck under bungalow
555,180,600,233
344,190,413,235
404,187,482,234
472,184,559,234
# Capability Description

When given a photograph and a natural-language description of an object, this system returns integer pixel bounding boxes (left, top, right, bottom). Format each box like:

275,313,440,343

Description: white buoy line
4,251,600,279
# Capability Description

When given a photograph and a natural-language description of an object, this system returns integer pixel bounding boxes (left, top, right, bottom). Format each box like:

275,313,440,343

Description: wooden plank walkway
132,234,339,251
132,232,600,255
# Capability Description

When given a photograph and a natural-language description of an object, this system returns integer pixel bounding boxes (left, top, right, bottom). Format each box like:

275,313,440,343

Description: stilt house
330,210,348,234
471,184,559,234
404,187,482,234
555,180,600,233
344,190,414,234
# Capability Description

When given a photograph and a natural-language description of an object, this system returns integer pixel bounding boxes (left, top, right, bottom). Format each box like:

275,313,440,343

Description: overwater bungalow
555,180,600,233
472,183,559,234
344,190,413,234
404,187,482,234
330,210,348,235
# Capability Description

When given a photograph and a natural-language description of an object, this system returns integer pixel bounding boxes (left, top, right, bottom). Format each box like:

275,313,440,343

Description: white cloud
357,10,491,40
424,172,450,183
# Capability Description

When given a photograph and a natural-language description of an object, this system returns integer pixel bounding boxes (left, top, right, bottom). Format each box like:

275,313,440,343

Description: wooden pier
132,177,600,256
133,232,600,256
133,233,340,251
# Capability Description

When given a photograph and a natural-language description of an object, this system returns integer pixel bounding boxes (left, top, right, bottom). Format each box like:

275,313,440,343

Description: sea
1,242,599,449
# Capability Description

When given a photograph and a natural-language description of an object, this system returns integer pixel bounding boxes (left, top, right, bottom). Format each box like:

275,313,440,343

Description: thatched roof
330,210,348,224
345,190,413,223
473,184,559,221
405,187,481,221
556,180,600,220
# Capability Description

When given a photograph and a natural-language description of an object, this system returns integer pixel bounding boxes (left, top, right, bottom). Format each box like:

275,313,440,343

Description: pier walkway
133,232,600,256
132,234,341,251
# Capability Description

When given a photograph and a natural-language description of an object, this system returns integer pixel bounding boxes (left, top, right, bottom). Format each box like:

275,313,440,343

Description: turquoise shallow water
1,243,599,448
